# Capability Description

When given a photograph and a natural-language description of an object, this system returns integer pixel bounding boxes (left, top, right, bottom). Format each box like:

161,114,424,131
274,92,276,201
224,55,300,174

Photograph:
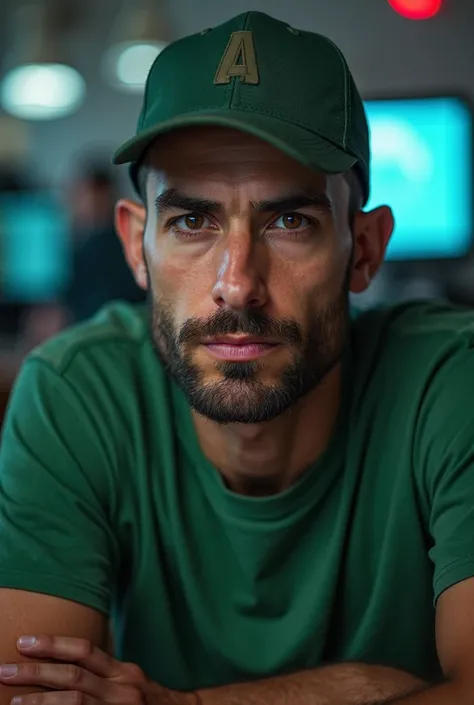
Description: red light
387,0,442,19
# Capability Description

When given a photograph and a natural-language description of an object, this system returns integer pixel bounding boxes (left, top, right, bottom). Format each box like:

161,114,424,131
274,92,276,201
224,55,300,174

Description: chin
186,378,299,425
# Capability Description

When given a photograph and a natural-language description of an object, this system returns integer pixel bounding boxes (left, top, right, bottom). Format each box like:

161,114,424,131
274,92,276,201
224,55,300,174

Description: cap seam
347,80,352,147
139,33,201,131
139,50,164,132
229,11,253,108
322,36,350,148
231,103,357,153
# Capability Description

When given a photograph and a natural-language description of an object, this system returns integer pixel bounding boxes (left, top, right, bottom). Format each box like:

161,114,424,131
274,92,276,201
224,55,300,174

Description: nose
211,230,269,311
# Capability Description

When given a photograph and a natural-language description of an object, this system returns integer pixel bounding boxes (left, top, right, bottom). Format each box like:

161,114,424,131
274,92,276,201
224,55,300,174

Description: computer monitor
0,191,71,304
364,95,473,261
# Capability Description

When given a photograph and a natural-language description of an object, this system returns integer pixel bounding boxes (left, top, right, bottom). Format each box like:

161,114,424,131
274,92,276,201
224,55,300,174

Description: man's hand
0,635,196,705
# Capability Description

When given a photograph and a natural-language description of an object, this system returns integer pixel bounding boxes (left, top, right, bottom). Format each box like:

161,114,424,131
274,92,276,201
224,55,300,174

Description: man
0,10,473,705
63,162,146,323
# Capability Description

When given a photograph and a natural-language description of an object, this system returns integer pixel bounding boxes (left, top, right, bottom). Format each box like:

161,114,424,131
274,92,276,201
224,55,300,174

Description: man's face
137,127,354,424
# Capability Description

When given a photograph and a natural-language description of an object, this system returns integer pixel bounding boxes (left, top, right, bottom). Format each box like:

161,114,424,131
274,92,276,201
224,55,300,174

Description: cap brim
112,109,358,178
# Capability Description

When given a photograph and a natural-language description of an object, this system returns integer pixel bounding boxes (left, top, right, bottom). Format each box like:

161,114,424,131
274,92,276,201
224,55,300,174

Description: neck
192,363,343,497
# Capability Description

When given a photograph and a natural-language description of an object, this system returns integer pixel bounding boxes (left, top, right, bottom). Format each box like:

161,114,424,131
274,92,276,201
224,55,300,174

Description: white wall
1,0,473,190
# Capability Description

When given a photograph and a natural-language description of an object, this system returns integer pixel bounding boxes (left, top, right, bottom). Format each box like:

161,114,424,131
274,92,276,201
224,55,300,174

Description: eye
176,214,209,230
168,212,217,239
270,213,312,231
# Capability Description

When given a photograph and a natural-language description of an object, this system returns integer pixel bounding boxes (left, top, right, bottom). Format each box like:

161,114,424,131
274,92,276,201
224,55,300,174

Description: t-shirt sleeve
0,357,119,615
416,344,474,604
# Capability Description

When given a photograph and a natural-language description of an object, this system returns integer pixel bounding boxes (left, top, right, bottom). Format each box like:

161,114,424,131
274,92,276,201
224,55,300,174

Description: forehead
146,126,335,191
148,125,302,165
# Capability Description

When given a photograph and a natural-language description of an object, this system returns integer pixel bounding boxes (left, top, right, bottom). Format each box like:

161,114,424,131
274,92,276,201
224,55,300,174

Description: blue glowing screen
0,192,70,303
364,96,472,260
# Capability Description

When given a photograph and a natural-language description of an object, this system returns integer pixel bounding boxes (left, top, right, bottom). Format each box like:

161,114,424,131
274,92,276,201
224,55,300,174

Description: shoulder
28,301,150,376
349,299,474,448
351,300,474,385
350,300,474,481
5,301,167,453
1,302,167,492
352,299,474,350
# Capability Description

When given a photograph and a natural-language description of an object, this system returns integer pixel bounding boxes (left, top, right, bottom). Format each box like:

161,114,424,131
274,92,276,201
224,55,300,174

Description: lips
202,336,279,361
202,336,279,346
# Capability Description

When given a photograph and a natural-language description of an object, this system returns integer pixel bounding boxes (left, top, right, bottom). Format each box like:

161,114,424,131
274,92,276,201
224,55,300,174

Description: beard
149,274,351,425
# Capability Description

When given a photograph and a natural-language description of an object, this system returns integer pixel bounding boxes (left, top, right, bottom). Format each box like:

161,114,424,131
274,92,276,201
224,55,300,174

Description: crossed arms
0,576,472,705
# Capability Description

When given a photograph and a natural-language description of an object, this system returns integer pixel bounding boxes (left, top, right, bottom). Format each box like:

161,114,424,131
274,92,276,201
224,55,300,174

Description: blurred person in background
0,169,45,370
16,162,145,352
1,11,474,705
63,160,146,322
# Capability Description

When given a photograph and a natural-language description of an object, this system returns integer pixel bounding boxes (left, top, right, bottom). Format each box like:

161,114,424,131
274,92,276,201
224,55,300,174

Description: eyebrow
155,188,333,217
255,193,333,215
155,188,224,215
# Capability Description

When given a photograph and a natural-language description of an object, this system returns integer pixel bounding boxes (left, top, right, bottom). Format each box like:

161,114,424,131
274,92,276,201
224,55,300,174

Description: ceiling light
1,64,85,120
0,2,85,121
103,0,170,92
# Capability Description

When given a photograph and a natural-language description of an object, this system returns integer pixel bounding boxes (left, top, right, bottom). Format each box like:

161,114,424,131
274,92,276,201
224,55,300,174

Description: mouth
201,336,280,361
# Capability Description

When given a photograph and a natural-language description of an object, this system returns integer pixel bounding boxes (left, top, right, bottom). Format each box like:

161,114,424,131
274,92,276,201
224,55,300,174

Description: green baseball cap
112,11,371,205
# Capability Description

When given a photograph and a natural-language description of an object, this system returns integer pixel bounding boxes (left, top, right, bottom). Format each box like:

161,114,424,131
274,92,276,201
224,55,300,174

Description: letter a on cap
214,31,259,85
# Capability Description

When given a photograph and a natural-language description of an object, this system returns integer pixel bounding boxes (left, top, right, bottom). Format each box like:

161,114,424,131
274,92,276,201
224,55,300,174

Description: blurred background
0,0,473,422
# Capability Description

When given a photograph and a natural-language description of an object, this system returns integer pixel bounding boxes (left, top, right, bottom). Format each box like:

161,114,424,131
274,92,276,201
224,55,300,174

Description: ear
115,199,148,290
349,205,394,294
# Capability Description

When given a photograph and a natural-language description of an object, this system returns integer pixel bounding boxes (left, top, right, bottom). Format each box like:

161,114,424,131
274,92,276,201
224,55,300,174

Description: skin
2,129,474,705
115,126,394,496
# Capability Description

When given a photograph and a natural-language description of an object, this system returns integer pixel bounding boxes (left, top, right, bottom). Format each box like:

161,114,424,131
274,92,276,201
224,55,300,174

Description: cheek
274,243,346,318
314,255,347,300
145,239,215,324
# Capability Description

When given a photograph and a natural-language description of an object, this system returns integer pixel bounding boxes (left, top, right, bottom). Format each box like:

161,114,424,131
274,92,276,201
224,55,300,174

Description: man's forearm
375,679,466,705
192,662,426,705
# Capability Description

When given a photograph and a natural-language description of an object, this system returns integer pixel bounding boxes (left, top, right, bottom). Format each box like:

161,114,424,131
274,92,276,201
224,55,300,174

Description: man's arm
193,663,424,705
192,577,474,705
0,638,426,705
368,577,474,705
0,588,108,705
0,357,119,702
5,578,473,705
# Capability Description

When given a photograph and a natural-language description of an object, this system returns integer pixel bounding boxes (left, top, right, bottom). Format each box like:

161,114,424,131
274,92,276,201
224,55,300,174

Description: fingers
0,662,123,702
11,693,100,705
16,636,122,679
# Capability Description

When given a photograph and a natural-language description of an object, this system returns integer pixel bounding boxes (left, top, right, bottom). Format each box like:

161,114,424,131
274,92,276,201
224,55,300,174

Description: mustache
177,309,303,347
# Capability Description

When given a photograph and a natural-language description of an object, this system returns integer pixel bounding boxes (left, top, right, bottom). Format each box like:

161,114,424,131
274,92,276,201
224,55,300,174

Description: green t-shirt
1,300,474,689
